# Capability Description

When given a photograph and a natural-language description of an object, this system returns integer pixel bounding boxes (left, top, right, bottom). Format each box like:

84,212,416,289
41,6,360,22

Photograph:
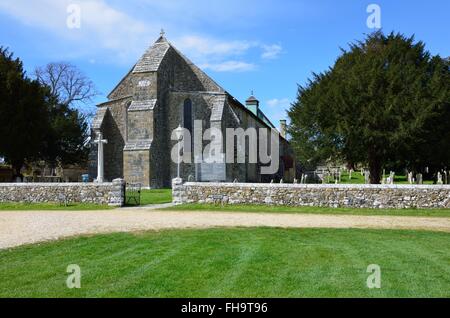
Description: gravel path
1,209,449,249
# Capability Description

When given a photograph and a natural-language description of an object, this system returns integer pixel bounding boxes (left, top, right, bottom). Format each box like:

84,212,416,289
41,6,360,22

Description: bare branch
34,62,99,114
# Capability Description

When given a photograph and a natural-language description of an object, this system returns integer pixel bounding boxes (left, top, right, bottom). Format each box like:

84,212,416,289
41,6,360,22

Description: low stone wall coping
175,181,450,209
0,182,115,187
0,179,125,206
183,182,450,190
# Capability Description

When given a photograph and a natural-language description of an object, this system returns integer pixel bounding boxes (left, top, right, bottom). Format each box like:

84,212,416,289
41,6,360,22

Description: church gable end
92,33,293,188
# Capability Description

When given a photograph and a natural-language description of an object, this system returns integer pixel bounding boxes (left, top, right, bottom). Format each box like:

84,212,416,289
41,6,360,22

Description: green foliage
0,228,449,297
44,101,90,166
0,48,91,175
0,47,49,175
288,32,450,183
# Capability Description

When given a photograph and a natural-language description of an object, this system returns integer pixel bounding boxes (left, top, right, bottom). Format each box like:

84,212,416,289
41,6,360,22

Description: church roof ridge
132,39,171,73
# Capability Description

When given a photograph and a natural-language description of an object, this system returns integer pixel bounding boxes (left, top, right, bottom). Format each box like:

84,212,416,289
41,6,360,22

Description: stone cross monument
94,131,108,183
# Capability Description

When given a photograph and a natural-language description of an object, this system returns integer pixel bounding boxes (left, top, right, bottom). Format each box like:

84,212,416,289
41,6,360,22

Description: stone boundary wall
172,180,450,209
0,179,125,206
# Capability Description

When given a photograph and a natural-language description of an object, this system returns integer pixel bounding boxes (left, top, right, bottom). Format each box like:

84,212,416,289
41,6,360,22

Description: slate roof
132,37,170,73
91,107,108,130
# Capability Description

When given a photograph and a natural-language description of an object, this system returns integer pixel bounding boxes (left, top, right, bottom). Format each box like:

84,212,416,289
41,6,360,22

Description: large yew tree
288,32,450,183
0,47,49,177
0,49,92,179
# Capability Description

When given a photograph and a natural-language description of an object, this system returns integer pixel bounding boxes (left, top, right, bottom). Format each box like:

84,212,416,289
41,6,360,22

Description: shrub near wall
173,181,450,209
0,179,125,206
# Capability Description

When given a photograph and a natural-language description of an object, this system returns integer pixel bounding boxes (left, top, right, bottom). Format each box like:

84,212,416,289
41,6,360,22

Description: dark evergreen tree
288,32,450,183
0,48,91,179
43,100,90,167
0,47,49,178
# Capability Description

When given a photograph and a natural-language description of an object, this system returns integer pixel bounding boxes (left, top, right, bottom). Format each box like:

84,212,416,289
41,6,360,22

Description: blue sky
1,0,449,129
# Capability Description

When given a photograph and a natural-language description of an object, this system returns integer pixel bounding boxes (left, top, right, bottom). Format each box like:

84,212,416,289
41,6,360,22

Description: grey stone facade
0,179,125,206
173,182,450,209
90,34,295,188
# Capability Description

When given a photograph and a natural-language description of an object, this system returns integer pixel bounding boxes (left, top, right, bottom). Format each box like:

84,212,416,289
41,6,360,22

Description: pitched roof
103,35,284,138
246,95,258,103
91,107,108,130
132,36,171,73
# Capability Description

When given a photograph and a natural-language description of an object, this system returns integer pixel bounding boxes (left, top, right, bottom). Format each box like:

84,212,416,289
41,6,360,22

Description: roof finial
251,90,254,96
160,28,165,37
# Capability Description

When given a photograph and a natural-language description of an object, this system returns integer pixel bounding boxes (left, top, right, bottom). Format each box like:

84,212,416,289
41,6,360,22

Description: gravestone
200,162,226,182
416,173,423,185
364,170,370,184
389,171,395,185
408,172,413,184
437,172,443,185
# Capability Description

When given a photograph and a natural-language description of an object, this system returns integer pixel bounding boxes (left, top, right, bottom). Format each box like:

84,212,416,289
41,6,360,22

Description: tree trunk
12,161,24,182
346,162,356,171
368,153,382,184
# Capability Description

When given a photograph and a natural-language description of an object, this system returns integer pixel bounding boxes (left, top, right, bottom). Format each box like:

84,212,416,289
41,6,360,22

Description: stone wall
172,181,450,209
0,179,125,206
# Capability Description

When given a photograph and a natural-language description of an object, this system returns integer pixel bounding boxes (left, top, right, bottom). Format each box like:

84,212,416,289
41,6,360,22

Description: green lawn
128,189,172,206
0,228,448,298
0,203,114,211
166,204,450,217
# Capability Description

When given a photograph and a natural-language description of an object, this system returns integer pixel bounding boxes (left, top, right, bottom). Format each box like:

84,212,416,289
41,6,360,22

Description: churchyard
0,3,449,300
1,180,449,298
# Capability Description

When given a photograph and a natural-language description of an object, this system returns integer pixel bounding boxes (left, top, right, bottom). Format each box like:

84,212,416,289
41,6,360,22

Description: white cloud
0,0,283,70
0,0,156,62
264,98,291,128
261,44,283,59
175,36,257,57
267,98,291,108
200,61,256,72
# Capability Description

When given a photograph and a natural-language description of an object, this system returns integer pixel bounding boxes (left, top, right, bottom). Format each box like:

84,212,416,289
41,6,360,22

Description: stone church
89,33,295,188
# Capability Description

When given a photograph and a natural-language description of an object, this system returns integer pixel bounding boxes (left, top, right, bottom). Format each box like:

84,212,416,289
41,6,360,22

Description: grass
335,171,434,185
0,228,448,298
126,189,172,206
0,202,114,211
165,204,450,217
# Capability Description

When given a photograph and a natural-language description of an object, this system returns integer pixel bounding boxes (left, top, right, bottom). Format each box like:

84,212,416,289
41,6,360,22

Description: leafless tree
34,62,99,117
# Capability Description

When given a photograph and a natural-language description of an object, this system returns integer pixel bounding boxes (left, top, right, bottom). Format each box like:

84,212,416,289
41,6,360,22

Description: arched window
183,99,192,134
183,99,193,155
125,101,132,142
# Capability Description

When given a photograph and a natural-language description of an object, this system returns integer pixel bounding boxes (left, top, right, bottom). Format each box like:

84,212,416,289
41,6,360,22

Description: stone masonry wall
0,179,125,206
172,181,450,209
